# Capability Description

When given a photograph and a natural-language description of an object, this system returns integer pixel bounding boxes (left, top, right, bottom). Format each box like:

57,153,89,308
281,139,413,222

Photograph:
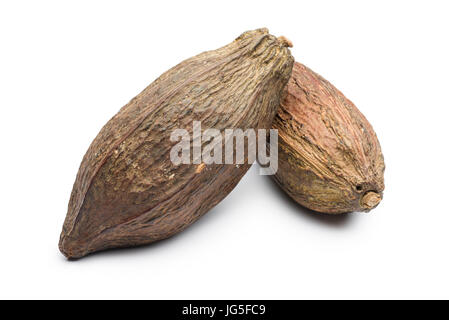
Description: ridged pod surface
273,62,385,214
59,28,294,258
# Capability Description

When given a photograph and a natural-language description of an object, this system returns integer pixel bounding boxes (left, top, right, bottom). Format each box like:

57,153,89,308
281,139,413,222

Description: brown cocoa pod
59,28,294,259
272,62,385,214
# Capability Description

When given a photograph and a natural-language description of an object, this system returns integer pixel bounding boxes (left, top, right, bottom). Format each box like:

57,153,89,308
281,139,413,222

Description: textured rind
272,62,385,214
59,28,294,258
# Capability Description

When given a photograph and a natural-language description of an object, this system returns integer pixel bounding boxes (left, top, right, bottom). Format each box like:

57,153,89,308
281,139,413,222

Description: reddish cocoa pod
59,28,294,259
272,62,385,214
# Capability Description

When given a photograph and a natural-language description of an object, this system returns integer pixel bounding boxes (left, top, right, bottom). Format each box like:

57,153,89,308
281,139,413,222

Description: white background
1,0,448,299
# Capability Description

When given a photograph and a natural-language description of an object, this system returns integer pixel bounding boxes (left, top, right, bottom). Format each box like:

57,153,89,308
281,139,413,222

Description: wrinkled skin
272,62,385,214
59,28,294,258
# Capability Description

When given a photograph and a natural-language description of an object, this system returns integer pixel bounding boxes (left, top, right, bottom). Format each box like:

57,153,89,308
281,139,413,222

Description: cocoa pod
59,28,294,258
272,62,385,214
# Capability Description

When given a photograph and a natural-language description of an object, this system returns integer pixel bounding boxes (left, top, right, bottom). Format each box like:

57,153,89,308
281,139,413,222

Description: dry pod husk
59,28,294,259
272,62,385,214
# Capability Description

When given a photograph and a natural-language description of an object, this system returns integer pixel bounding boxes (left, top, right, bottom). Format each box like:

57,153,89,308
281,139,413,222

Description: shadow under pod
262,173,353,228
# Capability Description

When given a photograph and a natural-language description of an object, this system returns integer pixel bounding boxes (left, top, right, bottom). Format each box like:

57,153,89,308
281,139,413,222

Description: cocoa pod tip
360,191,382,211
278,36,293,48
